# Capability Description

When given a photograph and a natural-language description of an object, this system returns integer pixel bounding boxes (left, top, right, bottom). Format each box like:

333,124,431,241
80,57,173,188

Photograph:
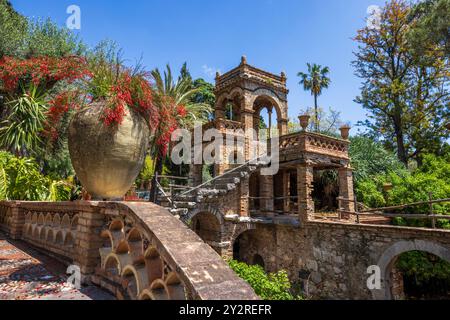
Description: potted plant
67,49,158,200
298,114,311,131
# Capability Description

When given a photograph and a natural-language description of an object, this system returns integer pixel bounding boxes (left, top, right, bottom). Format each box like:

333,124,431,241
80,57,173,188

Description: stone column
268,108,273,139
241,111,254,161
74,203,106,284
338,166,356,220
297,165,315,222
278,119,288,136
260,175,274,216
282,171,291,213
240,178,250,217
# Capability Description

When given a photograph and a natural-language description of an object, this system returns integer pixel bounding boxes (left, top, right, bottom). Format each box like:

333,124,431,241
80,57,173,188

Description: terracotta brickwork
0,201,258,300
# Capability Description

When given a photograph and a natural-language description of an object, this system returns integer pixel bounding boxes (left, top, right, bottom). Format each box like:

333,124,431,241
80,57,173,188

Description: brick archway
373,240,450,300
184,204,225,229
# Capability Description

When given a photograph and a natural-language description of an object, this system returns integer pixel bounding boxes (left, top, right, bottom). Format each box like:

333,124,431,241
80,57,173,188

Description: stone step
213,177,241,185
213,183,237,191
173,201,198,209
172,195,197,202
169,208,189,216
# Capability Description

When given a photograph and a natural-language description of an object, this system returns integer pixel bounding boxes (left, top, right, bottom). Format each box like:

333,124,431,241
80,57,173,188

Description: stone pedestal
9,204,25,240
74,204,106,284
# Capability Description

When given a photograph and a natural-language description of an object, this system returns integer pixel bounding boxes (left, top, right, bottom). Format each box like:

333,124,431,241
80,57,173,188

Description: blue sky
11,0,387,129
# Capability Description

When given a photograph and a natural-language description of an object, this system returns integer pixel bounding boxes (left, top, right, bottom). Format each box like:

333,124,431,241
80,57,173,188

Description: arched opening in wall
224,101,240,121
390,251,450,300
191,212,221,253
312,168,339,213
252,254,265,270
233,230,262,266
253,96,281,138
249,172,260,212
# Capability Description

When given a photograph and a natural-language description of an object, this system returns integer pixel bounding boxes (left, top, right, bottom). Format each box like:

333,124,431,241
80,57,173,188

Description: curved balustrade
0,201,258,300
279,131,349,160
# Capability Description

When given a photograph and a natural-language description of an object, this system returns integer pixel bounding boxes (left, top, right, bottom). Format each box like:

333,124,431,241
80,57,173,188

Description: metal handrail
180,154,270,196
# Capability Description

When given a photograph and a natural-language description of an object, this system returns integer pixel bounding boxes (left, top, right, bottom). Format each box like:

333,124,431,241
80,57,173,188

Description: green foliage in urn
228,260,303,300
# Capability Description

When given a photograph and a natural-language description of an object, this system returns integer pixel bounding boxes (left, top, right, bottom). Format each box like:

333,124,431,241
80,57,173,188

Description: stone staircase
162,157,270,219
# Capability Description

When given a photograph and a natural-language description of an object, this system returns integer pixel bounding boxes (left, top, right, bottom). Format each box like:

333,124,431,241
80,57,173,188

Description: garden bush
228,260,302,300
0,151,71,201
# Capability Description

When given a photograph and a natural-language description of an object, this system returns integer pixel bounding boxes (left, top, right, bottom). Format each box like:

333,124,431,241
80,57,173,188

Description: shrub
350,136,406,184
228,260,302,300
0,151,71,201
355,179,386,208
355,153,450,229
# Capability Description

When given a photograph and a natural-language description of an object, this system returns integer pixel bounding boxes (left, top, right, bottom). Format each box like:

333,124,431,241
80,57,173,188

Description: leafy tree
25,19,85,58
149,64,213,200
0,0,27,58
353,0,449,165
298,106,344,136
191,78,215,110
396,251,450,299
350,136,406,183
297,63,331,132
0,1,84,59
228,260,302,300
407,0,450,57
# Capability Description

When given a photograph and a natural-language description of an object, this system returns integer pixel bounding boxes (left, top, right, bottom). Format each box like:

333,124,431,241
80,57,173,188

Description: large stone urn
68,103,150,200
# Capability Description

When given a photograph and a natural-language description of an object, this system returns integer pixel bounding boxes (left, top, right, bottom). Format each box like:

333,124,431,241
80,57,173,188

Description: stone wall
221,219,450,300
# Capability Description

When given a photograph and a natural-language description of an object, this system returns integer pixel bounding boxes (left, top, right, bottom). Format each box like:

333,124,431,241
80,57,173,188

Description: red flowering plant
0,55,92,154
0,55,91,95
80,47,158,130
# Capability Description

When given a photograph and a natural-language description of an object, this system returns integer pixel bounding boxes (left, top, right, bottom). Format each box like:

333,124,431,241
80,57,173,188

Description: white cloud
202,65,220,78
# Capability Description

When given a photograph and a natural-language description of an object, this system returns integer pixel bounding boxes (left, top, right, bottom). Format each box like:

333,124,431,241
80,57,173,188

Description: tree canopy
353,0,449,165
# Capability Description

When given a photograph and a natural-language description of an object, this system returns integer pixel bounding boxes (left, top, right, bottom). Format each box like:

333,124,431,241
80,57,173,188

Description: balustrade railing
0,201,258,300
279,131,349,159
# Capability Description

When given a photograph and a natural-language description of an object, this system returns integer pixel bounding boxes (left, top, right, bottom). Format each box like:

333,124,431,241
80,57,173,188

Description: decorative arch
183,204,226,229
190,211,223,246
251,92,284,121
216,87,245,109
372,240,450,300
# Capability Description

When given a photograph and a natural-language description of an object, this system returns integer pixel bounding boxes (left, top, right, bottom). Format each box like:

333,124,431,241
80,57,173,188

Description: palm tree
298,63,331,132
149,64,212,202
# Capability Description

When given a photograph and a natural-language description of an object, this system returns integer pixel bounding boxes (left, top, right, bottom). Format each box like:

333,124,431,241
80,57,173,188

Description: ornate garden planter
68,103,150,200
